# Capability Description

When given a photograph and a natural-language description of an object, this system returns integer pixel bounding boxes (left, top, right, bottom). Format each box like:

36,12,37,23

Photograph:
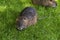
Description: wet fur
16,7,37,30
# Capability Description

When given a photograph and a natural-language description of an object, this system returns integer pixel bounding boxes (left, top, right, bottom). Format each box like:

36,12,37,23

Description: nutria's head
16,7,37,30
47,0,57,7
16,17,28,30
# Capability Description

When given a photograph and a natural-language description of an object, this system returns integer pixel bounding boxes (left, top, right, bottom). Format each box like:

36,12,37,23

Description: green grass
0,0,60,40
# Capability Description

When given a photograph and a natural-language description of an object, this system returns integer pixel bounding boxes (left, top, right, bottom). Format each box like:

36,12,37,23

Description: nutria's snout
46,1,57,7
16,23,24,30
52,2,57,7
16,18,27,30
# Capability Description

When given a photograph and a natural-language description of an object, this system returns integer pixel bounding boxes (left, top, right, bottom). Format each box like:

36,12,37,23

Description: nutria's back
20,7,37,19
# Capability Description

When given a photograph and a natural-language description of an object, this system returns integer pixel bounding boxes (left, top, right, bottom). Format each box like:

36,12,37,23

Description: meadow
0,0,60,40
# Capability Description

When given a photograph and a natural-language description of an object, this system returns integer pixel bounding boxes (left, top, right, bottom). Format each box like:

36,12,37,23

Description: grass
0,0,60,40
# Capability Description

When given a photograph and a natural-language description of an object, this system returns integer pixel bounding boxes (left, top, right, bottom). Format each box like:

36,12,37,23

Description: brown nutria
16,7,37,30
32,0,57,7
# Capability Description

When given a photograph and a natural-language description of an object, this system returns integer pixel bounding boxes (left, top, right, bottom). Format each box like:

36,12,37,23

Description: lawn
0,0,60,40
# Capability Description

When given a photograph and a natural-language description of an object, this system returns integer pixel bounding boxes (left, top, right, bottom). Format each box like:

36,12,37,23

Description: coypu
32,0,57,7
16,7,37,30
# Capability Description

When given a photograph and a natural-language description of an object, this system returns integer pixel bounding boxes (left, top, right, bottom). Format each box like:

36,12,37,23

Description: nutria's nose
16,26,24,31
17,27,23,30
52,2,57,7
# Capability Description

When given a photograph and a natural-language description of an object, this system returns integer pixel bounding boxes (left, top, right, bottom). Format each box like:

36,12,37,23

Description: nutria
32,0,57,7
16,7,37,30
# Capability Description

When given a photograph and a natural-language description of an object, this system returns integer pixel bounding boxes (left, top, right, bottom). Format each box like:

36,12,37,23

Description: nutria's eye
23,18,27,20
23,17,28,22
50,0,52,1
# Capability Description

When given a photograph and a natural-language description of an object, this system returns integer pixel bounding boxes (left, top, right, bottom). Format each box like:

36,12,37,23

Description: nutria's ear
52,2,57,7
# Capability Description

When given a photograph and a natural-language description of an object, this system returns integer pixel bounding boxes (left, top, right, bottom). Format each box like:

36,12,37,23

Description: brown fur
32,0,57,7
16,7,37,30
